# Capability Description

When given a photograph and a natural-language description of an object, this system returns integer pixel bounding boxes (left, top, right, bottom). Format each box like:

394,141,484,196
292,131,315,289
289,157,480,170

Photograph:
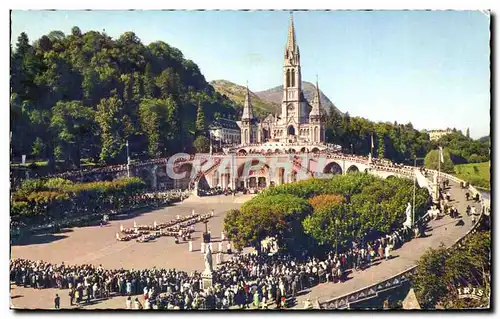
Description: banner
414,169,430,189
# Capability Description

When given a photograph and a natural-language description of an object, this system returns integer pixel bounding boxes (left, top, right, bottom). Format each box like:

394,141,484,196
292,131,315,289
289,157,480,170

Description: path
292,180,479,308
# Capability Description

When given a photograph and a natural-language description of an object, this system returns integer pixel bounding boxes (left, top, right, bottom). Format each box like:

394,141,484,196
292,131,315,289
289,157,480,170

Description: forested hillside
10,28,238,169
10,28,490,173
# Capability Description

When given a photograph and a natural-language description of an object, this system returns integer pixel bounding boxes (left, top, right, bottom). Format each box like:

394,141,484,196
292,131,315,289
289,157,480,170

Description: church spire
286,12,297,52
310,75,322,118
241,82,254,120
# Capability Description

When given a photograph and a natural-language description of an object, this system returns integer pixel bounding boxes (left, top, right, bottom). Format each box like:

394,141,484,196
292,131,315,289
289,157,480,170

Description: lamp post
126,140,131,177
335,218,339,255
209,131,213,155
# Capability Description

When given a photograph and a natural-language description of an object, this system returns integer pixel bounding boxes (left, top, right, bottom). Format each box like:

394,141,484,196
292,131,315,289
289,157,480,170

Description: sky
10,10,491,138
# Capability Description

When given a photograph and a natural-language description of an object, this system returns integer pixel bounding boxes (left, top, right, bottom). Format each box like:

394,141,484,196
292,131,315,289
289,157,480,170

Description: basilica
231,14,332,153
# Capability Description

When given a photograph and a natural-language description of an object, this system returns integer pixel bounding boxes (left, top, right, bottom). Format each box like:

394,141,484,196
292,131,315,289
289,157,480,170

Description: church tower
309,77,325,143
281,13,305,131
241,84,256,145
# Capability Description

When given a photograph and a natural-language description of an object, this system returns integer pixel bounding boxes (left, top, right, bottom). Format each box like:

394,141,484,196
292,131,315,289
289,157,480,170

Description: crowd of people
197,187,225,197
11,213,423,310
10,189,191,242
117,211,213,242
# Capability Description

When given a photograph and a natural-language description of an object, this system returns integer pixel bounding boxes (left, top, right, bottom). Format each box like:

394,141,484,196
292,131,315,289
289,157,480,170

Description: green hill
453,161,490,190
210,80,280,119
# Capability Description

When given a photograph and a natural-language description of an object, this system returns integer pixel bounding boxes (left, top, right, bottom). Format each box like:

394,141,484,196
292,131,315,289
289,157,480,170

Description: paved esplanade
10,181,478,310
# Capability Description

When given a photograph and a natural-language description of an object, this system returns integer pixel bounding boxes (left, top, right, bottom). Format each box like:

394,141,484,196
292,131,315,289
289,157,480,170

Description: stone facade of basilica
238,15,326,147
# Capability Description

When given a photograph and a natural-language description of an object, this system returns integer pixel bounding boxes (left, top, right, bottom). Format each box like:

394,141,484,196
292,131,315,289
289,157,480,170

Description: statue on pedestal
403,202,412,229
202,244,214,290
204,244,213,273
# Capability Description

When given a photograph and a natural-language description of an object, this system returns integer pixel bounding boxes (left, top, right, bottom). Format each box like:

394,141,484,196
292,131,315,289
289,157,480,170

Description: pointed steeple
286,12,298,52
241,82,254,120
310,75,322,118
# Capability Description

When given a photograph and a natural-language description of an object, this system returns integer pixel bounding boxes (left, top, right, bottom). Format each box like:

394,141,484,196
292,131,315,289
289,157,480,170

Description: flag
439,146,444,163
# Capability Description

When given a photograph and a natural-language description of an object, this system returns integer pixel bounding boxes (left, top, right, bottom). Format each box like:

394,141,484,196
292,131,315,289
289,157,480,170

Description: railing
319,175,487,309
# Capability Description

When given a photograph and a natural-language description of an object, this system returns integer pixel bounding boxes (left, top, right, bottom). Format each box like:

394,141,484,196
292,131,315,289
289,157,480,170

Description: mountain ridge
210,79,342,119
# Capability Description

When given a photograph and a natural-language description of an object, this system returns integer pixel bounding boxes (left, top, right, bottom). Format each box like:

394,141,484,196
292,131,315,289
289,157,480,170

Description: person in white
144,298,151,310
303,298,313,309
211,210,214,217
189,240,193,252
134,298,142,310
385,244,391,260
221,232,225,241
154,221,157,228
218,242,223,253
120,224,124,232
192,209,195,215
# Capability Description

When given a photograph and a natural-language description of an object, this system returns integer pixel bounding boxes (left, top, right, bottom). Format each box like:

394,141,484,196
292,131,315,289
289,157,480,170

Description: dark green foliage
11,177,146,225
10,29,237,168
412,231,491,309
225,173,430,252
424,148,455,173
224,194,312,252
196,101,206,132
434,132,490,164
193,135,210,153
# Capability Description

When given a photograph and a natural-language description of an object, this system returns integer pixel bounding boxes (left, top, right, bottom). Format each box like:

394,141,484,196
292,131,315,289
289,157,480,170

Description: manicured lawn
453,161,490,190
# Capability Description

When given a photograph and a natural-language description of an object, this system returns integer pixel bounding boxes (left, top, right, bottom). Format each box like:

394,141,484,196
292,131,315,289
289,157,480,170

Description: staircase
293,156,314,177
190,159,222,189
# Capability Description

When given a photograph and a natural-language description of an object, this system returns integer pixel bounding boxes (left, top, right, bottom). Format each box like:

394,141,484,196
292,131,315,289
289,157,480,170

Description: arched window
286,70,291,88
314,126,319,142
291,69,295,87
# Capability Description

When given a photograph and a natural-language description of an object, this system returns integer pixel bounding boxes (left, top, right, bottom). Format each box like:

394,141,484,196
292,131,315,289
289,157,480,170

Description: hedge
11,177,146,225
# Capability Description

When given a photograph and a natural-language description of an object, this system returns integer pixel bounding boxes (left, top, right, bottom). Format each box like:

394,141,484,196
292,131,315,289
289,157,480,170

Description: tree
9,27,256,169
71,26,82,37
193,135,209,153
412,231,491,309
196,100,205,132
95,93,127,164
424,148,455,173
224,194,312,252
139,98,170,157
50,100,95,168
412,245,449,308
303,195,349,248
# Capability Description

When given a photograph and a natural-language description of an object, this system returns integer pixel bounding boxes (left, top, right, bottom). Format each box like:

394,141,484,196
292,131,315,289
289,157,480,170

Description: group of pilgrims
116,210,214,243
10,214,419,310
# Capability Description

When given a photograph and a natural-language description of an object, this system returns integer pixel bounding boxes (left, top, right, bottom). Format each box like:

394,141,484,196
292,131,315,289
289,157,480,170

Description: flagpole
438,146,441,187
412,156,416,232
